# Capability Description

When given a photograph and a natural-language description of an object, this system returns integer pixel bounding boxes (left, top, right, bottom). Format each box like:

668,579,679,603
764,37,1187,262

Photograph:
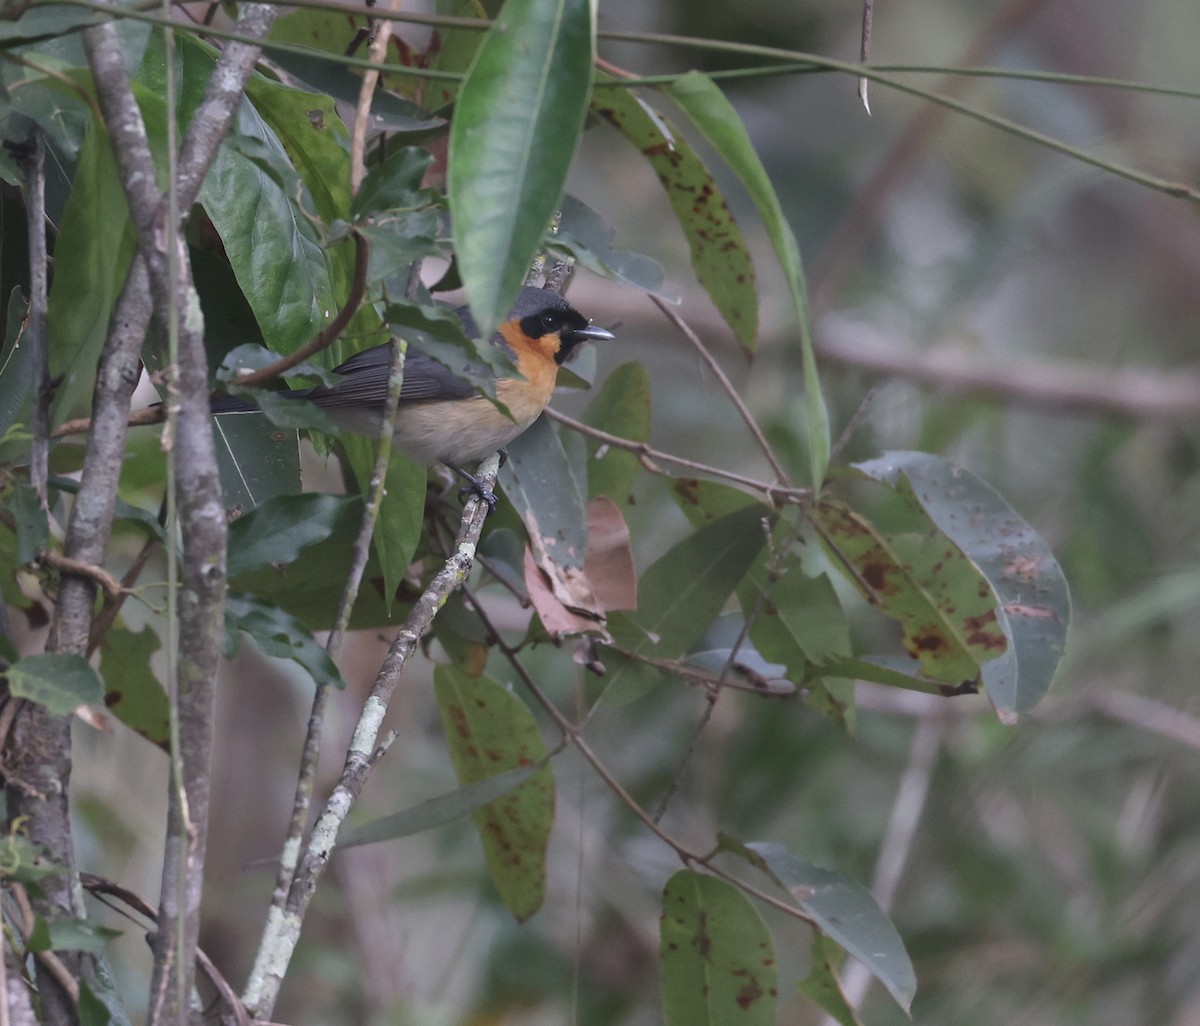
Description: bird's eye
539,312,562,334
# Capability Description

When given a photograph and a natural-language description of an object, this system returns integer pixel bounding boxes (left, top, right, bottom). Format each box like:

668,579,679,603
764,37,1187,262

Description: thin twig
11,884,79,1006
23,132,49,509
231,232,371,389
242,455,500,1020
545,408,811,505
650,295,792,488
38,551,127,600
858,0,873,114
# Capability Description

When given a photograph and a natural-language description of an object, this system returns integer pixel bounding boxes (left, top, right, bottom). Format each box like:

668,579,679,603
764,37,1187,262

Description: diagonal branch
243,456,500,1020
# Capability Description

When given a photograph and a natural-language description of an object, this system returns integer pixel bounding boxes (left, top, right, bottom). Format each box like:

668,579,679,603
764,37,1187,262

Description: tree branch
243,455,500,1020
816,329,1200,422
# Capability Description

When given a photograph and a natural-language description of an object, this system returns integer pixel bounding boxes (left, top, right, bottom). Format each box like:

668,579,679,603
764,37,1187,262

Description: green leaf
198,79,337,352
340,434,427,615
224,592,345,690
580,361,652,503
342,758,550,847
226,493,357,577
853,451,1071,714
605,502,770,704
78,978,117,1026
213,413,303,512
7,481,47,563
46,121,136,425
433,665,555,922
449,0,595,337
668,72,829,484
35,917,122,955
554,194,671,296
593,79,757,352
660,870,777,1026
352,146,434,219
813,498,1007,685
383,298,514,402
501,414,587,571
742,841,916,1011
797,935,864,1026
6,653,104,715
97,625,168,746
0,286,32,450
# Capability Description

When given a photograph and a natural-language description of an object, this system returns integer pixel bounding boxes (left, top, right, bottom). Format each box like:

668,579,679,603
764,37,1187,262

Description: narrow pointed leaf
853,451,1071,714
604,502,770,704
593,80,757,351
449,0,595,337
225,592,345,690
434,665,555,921
669,72,829,484
342,759,549,847
660,870,777,1026
743,841,916,1011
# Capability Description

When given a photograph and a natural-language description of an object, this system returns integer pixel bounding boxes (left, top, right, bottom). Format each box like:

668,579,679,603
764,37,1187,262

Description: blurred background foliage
59,0,1200,1022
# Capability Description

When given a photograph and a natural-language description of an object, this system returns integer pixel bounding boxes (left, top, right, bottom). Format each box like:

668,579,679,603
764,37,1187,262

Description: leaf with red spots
668,71,830,485
660,870,777,1026
813,497,1007,686
853,452,1071,716
433,665,555,921
592,78,758,353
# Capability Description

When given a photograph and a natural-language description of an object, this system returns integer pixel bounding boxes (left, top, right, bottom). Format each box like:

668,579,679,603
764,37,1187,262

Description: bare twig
650,295,793,488
545,408,811,505
230,232,371,389
242,455,500,1020
38,551,127,600
811,0,1050,307
858,0,873,114
23,132,49,509
83,6,278,1019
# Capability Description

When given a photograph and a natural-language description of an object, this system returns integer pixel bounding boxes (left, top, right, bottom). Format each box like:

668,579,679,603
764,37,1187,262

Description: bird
212,286,615,502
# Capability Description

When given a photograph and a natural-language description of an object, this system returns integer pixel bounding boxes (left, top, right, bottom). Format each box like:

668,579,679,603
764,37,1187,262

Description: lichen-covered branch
243,456,499,1019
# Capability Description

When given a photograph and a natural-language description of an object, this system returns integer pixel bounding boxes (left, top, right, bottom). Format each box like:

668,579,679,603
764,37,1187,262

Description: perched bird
212,286,614,500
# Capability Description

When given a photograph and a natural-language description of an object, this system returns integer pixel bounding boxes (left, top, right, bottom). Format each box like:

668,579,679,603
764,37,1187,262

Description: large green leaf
668,72,829,485
6,652,104,715
45,121,136,425
449,0,595,337
224,592,345,690
198,80,336,353
604,502,770,704
593,79,757,352
739,840,916,1012
433,665,555,921
660,870,777,1026
580,361,652,504
226,493,357,577
97,624,169,747
813,498,1007,685
340,433,427,616
501,414,587,571
853,451,1071,714
213,413,302,512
